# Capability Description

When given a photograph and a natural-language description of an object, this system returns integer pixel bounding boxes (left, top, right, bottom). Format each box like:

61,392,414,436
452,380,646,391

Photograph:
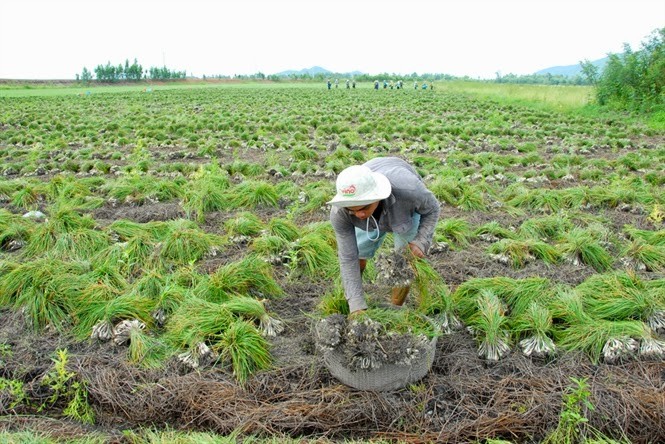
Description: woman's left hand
408,242,425,258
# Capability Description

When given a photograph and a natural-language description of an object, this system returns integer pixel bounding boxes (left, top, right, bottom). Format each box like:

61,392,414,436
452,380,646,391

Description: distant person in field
327,79,332,90
422,82,427,90
414,80,418,90
346,79,350,89
335,78,339,88
429,82,434,91
328,157,441,316
383,80,388,89
374,80,379,90
352,80,356,89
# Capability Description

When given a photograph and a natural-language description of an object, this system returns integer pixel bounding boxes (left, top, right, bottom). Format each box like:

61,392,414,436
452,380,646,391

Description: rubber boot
391,286,410,306
359,259,367,275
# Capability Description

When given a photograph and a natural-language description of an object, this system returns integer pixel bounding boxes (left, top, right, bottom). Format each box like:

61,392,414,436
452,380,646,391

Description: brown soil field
0,86,663,443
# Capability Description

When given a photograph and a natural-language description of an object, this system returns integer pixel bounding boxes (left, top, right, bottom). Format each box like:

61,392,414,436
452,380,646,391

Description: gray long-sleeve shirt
330,157,441,313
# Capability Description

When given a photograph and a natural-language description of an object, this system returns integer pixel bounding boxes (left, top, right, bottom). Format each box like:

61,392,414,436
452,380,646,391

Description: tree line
76,59,187,83
223,72,460,82
494,72,591,86
222,70,592,86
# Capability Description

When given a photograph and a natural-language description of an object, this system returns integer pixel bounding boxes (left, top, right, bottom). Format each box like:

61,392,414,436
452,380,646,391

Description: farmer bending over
328,157,441,316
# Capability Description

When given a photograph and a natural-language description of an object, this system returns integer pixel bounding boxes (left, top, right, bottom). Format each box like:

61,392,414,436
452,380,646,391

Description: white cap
328,165,391,207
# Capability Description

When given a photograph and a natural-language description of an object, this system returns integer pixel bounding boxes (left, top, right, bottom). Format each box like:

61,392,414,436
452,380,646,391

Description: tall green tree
78,67,92,83
579,59,599,85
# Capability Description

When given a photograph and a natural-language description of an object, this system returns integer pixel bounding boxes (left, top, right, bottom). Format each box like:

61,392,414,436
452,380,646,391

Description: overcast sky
1,0,663,80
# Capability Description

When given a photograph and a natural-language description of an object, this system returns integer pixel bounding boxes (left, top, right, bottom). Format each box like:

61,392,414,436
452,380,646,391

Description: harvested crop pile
314,313,437,391
315,314,433,371
373,251,415,287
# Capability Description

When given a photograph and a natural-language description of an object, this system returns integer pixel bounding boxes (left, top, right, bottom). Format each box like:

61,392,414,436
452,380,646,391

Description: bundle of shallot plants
411,257,460,334
511,302,556,359
577,271,665,337
467,289,511,362
557,315,662,363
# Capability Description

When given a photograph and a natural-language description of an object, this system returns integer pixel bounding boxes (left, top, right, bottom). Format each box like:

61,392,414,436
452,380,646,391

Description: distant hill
535,56,608,77
274,58,609,79
274,66,331,77
273,66,364,77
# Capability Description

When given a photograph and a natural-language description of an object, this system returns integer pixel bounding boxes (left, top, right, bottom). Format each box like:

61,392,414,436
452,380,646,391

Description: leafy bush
595,27,664,111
